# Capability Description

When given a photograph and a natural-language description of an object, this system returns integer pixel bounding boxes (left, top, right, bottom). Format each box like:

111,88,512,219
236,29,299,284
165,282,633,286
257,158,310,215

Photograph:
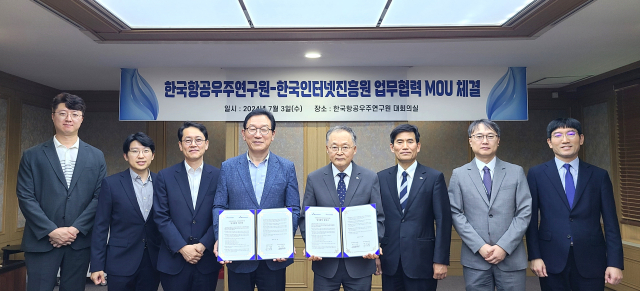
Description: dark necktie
563,164,575,208
482,166,492,201
337,173,347,207
399,171,408,210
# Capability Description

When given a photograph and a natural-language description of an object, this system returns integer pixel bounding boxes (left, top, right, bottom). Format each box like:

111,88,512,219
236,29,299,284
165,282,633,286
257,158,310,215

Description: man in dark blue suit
526,118,624,290
154,122,221,291
377,124,452,291
90,132,161,291
213,109,300,291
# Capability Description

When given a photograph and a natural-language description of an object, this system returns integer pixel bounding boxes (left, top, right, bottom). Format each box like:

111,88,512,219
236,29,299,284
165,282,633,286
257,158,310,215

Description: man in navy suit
90,132,161,291
526,118,624,290
377,124,452,291
154,122,221,291
213,109,300,291
17,93,107,291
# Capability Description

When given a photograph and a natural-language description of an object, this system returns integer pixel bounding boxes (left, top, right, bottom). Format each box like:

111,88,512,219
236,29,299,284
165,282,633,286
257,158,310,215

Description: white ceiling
0,0,639,91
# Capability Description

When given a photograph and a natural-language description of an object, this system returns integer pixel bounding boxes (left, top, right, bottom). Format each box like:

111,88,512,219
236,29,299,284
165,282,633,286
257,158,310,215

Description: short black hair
468,119,501,137
123,132,155,154
243,108,276,131
178,121,208,142
546,118,582,139
390,124,420,143
51,92,86,115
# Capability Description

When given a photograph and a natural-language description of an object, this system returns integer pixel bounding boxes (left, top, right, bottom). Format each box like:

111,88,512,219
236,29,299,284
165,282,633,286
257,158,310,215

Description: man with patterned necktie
526,118,623,290
448,119,531,291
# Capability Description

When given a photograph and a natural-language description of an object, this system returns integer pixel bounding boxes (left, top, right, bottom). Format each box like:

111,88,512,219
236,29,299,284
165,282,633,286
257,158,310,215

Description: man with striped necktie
17,93,107,291
377,124,452,291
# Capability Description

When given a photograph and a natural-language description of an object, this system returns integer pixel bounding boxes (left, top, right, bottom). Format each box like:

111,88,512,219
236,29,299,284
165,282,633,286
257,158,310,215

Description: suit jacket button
401,219,405,223
62,216,65,219
489,214,493,218
567,235,571,239
192,220,196,224
570,218,574,222
142,238,146,243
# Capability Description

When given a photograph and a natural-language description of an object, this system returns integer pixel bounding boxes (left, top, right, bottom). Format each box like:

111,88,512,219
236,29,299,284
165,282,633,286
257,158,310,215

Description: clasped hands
213,241,295,265
48,226,79,248
479,244,507,265
179,243,206,264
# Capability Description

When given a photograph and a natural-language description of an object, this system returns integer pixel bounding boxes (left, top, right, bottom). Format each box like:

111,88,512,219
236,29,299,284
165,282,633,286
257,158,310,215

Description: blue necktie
337,173,347,207
563,164,575,208
482,166,492,201
399,171,408,210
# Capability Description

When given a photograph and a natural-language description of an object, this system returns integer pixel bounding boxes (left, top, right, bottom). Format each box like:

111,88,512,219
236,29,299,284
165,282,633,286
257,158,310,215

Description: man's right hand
478,244,493,259
179,244,203,264
303,248,323,261
48,227,77,247
90,271,106,285
530,259,548,277
213,240,232,265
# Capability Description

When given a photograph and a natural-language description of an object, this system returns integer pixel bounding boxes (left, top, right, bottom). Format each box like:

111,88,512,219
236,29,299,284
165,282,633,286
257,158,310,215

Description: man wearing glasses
300,125,384,291
526,118,623,290
90,132,161,291
448,119,531,291
17,93,107,291
153,122,221,291
213,108,300,291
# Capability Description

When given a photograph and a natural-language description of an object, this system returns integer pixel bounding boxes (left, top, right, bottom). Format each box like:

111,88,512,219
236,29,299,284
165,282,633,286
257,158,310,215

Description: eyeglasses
470,134,498,141
329,146,353,153
53,111,83,120
245,126,272,135
551,131,578,139
129,149,152,155
182,138,205,146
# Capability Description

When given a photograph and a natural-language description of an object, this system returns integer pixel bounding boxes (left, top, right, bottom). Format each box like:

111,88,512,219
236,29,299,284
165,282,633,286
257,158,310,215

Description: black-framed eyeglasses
470,134,498,141
182,138,205,146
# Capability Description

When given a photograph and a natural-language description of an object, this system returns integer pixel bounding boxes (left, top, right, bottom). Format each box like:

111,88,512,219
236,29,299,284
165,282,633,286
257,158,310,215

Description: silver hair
468,119,501,137
326,125,357,146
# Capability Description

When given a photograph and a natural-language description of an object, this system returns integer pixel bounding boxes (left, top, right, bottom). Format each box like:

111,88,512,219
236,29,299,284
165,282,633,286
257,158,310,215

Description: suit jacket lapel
573,160,592,209
466,159,490,206
68,141,88,193
260,154,279,205
175,163,194,215
489,158,507,208
385,166,402,213
119,170,145,221
238,157,260,208
42,139,67,189
322,164,341,207
543,160,571,210
404,163,426,213
194,165,212,215
344,163,361,206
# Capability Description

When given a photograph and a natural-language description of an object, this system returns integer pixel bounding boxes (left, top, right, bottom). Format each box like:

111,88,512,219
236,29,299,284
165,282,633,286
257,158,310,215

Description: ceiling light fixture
305,52,321,58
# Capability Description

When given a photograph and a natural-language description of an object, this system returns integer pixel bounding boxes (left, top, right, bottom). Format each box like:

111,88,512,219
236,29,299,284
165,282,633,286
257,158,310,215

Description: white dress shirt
397,161,418,197
184,160,203,209
475,157,496,194
332,162,353,190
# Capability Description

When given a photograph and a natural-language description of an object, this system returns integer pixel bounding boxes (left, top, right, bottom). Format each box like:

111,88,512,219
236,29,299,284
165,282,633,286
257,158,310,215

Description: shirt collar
246,151,270,165
184,160,204,173
397,160,418,178
53,135,80,149
475,157,496,172
555,157,579,171
332,162,353,178
129,168,152,182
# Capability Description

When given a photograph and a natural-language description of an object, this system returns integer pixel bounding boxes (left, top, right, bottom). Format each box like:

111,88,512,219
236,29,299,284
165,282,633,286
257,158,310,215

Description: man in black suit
90,132,161,290
526,118,623,290
17,93,107,291
153,122,221,291
377,124,452,291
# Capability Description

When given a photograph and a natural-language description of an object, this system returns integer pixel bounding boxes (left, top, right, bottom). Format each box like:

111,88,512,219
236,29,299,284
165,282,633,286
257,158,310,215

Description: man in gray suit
300,125,384,291
17,93,107,291
448,119,532,291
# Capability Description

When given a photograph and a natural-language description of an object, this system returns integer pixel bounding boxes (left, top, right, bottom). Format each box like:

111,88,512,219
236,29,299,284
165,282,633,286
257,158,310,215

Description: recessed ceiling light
305,52,322,58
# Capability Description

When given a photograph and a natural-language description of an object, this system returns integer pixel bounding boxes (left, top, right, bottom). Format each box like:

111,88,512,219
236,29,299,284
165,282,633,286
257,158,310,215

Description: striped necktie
399,171,408,210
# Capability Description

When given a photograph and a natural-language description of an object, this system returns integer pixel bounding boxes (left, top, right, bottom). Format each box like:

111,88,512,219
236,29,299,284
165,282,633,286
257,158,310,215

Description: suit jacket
448,158,531,271
17,138,107,252
300,162,385,279
153,161,221,275
525,159,623,278
377,163,452,279
213,152,301,273
90,169,161,276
